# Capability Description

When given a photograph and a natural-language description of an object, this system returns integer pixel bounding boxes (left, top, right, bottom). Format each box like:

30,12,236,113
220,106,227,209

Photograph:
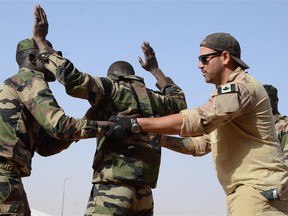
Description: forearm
34,111,111,141
52,118,112,140
137,113,183,135
152,77,187,116
150,68,166,82
19,78,111,141
150,68,177,91
34,38,55,53
160,135,193,155
36,131,73,157
38,52,104,101
160,135,211,156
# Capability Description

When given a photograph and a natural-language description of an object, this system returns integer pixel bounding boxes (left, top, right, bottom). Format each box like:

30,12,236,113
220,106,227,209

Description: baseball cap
263,84,278,98
200,32,249,69
16,38,52,55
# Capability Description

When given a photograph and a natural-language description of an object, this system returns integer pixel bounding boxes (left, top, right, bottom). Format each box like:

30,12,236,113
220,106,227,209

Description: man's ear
222,51,231,64
28,53,37,66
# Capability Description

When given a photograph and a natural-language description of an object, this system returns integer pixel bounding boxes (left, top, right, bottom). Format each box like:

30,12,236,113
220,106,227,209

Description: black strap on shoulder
100,77,113,96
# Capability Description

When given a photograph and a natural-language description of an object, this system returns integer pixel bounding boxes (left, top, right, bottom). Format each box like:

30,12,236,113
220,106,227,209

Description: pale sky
1,0,288,215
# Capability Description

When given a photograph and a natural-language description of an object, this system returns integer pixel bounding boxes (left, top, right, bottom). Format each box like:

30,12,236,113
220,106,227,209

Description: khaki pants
227,185,288,216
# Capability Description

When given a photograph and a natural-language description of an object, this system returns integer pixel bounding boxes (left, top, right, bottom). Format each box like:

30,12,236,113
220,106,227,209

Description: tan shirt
180,67,288,200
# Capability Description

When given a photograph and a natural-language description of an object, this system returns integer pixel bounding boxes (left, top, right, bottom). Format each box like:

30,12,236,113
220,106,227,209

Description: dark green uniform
42,53,187,215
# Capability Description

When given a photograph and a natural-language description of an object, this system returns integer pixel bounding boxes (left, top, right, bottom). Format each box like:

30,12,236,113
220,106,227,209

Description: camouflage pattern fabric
0,67,112,215
0,68,110,177
0,168,30,216
85,183,153,216
274,114,288,164
43,53,186,215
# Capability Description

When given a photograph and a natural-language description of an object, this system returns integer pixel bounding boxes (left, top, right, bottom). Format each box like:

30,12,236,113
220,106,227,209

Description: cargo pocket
112,156,143,181
0,174,11,203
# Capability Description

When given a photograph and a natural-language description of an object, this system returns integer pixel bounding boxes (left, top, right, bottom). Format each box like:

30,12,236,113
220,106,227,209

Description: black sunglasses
198,52,221,64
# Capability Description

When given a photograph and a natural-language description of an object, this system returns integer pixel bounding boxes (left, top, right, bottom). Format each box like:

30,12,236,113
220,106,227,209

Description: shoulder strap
100,77,113,96
128,78,154,117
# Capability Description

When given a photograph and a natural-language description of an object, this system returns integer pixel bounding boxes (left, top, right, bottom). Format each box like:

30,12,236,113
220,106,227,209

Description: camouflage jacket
43,53,187,188
274,113,288,163
0,68,111,176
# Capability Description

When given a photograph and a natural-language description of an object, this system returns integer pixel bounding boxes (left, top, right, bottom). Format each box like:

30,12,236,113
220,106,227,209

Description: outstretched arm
107,113,184,140
35,126,73,157
137,113,183,134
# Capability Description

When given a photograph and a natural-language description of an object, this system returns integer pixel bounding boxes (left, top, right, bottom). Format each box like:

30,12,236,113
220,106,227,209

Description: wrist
131,117,141,134
150,68,161,74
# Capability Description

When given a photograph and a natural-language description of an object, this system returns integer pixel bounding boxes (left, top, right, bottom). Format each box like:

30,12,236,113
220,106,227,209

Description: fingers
118,108,132,116
116,108,140,118
34,5,48,26
39,5,48,24
33,4,49,40
142,41,155,57
130,114,141,118
37,5,47,24
141,41,149,55
34,5,40,21
138,56,144,67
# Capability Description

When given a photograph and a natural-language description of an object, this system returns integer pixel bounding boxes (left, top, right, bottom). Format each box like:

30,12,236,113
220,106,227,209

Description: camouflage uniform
42,53,187,215
0,39,111,216
274,114,288,163
180,67,288,214
263,84,288,165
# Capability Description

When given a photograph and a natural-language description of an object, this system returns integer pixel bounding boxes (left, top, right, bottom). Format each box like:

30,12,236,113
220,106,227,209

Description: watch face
131,123,141,134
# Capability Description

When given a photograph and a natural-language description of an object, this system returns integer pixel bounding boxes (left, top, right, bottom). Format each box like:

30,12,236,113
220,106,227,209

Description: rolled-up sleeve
179,82,252,137
180,109,203,137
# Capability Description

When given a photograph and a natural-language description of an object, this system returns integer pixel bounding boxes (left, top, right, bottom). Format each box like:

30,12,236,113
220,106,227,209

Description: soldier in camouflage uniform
111,32,288,215
33,5,186,216
263,84,288,164
0,6,114,216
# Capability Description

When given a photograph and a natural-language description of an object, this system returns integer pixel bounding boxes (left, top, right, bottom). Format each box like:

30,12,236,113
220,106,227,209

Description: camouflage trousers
85,183,154,216
0,168,30,216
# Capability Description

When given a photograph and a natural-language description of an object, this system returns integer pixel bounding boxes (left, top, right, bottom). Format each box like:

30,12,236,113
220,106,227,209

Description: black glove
106,116,132,142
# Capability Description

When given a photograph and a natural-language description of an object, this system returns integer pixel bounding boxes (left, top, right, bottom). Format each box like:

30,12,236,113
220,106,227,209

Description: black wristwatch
131,117,141,134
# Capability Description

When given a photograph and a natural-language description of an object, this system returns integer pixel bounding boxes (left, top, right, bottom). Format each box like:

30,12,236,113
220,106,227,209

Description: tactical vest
92,74,161,188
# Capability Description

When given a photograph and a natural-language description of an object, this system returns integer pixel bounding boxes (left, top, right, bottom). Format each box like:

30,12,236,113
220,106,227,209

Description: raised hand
138,41,168,83
33,4,54,53
33,4,48,41
138,41,159,72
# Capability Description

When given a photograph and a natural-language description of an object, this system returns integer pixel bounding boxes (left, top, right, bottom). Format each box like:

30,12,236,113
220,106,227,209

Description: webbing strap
129,80,154,117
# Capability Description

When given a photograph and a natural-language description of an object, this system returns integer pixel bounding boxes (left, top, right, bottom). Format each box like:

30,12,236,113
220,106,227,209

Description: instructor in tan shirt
110,32,288,215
